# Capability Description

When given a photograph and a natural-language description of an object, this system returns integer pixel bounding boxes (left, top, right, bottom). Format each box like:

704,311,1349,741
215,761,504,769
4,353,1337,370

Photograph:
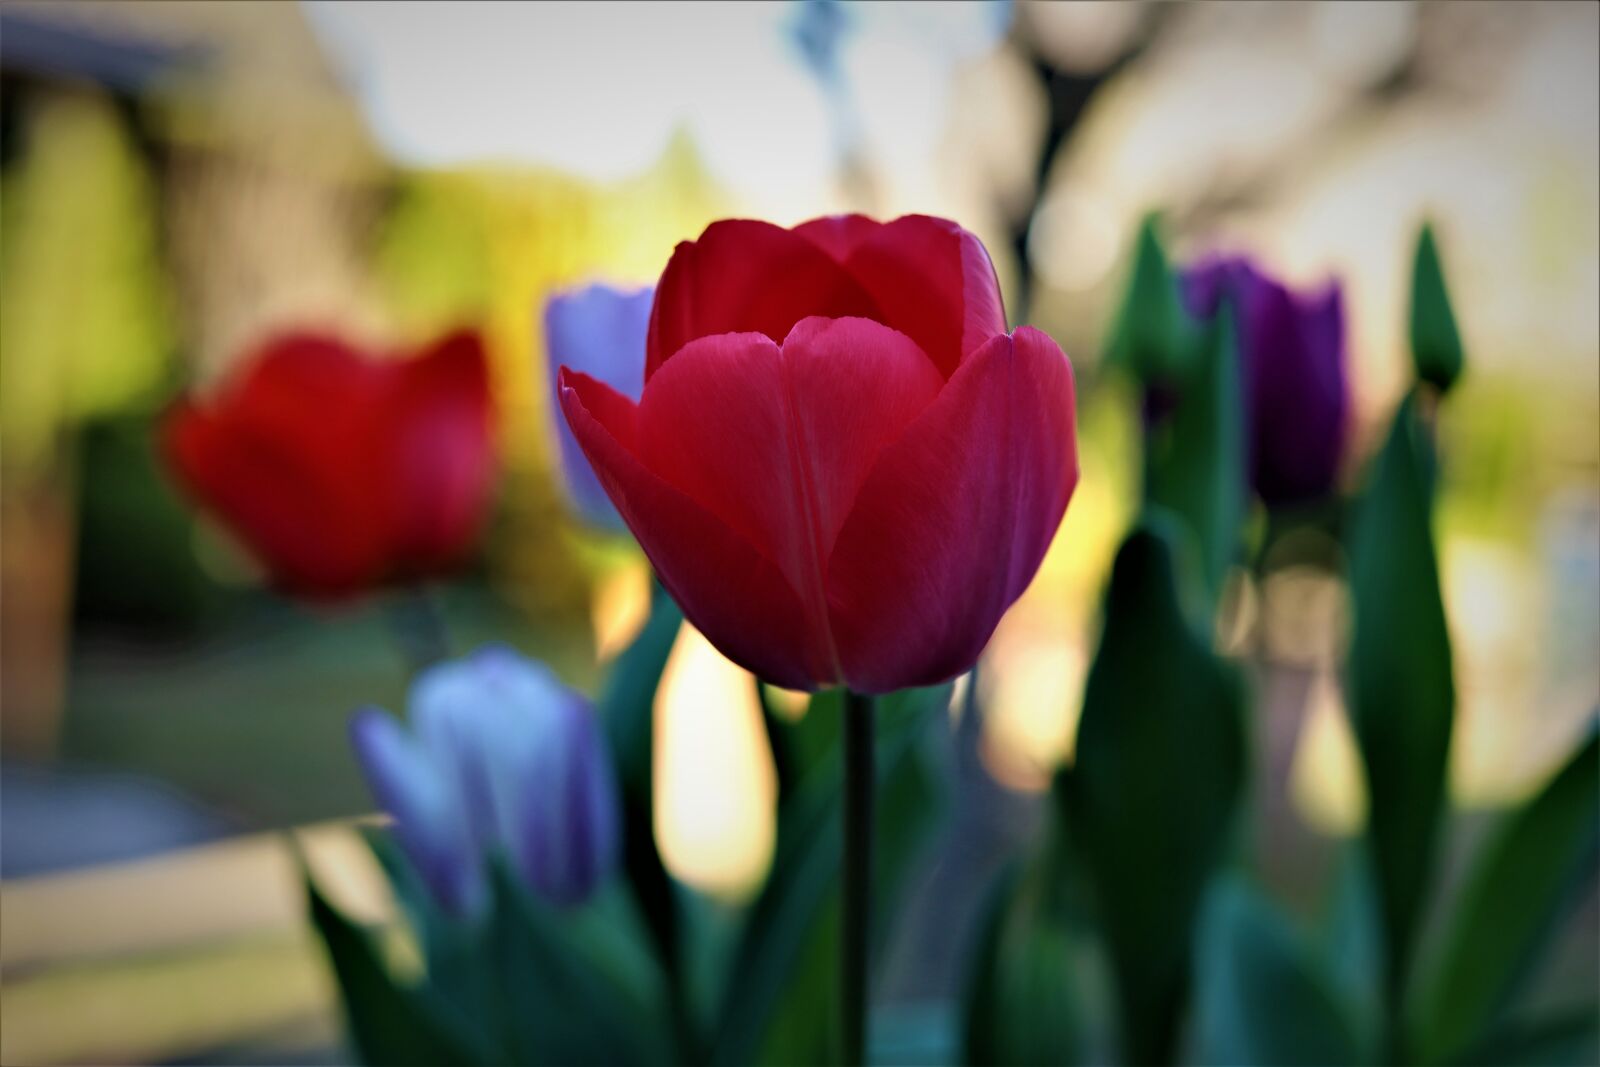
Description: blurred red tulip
561,215,1079,693
163,329,494,600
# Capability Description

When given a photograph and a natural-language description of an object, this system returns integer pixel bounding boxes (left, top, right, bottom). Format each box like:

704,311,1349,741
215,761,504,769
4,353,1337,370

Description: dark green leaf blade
1345,392,1455,1007
1321,843,1386,1056
1447,1005,1600,1067
595,579,686,1026
1409,223,1465,393
1145,305,1247,604
1069,518,1248,1065
761,685,843,810
962,860,1086,1066
713,685,948,1066
756,712,945,1065
1411,725,1600,1064
598,577,681,800
360,827,497,1026
1195,876,1363,1066
305,874,490,1067
489,865,674,1066
1106,214,1197,385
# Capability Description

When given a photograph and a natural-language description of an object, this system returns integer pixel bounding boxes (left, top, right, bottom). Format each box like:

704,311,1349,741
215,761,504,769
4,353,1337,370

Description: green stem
841,689,875,1065
387,586,451,676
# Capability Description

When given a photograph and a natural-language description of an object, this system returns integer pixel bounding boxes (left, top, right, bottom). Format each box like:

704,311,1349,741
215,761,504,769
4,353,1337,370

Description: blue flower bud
1180,256,1349,507
351,646,621,915
543,283,654,530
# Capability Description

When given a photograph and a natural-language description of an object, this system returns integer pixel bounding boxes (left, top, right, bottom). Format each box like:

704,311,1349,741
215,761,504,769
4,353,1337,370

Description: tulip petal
408,646,555,852
775,316,946,551
634,320,944,679
387,329,495,572
162,400,386,596
836,215,1009,378
161,334,398,597
645,219,879,381
350,707,485,916
503,692,621,905
544,284,654,529
560,368,830,689
826,327,1079,693
638,320,941,578
415,646,621,905
795,213,882,259
1256,282,1346,504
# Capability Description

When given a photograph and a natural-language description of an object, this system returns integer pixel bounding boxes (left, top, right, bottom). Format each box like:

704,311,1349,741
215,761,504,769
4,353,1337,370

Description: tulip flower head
543,284,654,529
1180,256,1348,507
162,329,495,599
350,646,621,916
559,215,1079,693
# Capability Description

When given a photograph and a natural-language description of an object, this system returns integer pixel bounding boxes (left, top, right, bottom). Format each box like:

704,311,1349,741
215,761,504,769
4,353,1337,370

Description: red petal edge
825,326,1079,693
559,367,834,689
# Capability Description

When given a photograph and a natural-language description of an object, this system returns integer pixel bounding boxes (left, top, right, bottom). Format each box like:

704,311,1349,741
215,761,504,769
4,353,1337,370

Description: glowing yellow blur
652,624,777,901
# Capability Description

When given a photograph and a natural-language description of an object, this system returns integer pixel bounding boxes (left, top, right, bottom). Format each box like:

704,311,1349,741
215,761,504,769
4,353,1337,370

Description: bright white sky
303,0,1008,198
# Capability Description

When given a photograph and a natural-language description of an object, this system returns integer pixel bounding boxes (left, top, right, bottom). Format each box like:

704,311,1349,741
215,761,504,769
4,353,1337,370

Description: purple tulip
1181,255,1349,507
543,284,654,530
350,646,621,916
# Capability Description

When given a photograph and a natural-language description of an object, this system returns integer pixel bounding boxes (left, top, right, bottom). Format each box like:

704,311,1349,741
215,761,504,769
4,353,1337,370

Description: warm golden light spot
590,556,653,662
978,616,1087,793
761,683,811,722
653,623,776,901
1288,670,1367,835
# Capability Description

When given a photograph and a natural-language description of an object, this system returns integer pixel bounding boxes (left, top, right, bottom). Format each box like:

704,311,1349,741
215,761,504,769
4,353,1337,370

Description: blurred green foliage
1410,224,1465,394
1066,518,1247,1064
374,173,495,338
1143,308,1246,604
956,219,1597,1067
962,854,1086,1066
1194,876,1362,1066
1410,728,1599,1064
0,90,172,472
1105,215,1197,386
1346,392,1456,1015
73,415,218,628
313,582,954,1067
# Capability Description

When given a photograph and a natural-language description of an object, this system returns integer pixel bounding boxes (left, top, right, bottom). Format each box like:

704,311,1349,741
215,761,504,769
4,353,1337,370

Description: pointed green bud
1409,223,1465,393
1107,214,1196,384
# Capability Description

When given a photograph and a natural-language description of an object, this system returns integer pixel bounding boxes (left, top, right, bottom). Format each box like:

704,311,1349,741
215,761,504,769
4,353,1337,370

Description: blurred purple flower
543,284,654,529
350,646,620,917
1181,256,1349,507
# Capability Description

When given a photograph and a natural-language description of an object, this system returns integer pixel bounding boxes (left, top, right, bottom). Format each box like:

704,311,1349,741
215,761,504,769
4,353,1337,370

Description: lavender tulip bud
351,646,621,915
543,284,654,530
1180,256,1349,508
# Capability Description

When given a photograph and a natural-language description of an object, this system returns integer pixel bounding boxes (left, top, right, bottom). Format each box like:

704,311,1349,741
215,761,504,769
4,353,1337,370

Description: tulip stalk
841,688,874,1065
387,588,451,676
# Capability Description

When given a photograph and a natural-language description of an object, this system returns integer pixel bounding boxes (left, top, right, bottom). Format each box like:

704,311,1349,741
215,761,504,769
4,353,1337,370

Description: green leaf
1068,518,1248,1065
1106,214,1197,385
962,860,1086,1066
1145,305,1247,603
1409,223,1465,393
305,873,490,1066
360,828,508,1034
1447,1006,1600,1067
1321,844,1385,1056
1345,392,1455,1006
488,865,674,1065
756,708,947,1065
1411,725,1600,1064
594,579,687,1028
712,685,948,1066
760,685,843,809
599,578,682,800
1195,876,1363,1066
